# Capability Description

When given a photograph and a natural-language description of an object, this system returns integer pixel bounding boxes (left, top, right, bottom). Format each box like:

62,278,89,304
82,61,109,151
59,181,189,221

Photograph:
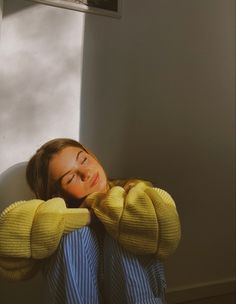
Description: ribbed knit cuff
146,188,181,259
0,200,42,258
91,186,125,239
119,185,159,254
63,208,90,234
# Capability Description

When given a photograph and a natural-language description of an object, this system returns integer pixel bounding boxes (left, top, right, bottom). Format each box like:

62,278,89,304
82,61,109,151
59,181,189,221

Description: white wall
0,0,84,174
0,0,235,303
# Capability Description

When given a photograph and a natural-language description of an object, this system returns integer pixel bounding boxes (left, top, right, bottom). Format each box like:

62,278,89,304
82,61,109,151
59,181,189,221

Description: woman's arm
0,197,91,280
84,179,181,259
0,198,90,258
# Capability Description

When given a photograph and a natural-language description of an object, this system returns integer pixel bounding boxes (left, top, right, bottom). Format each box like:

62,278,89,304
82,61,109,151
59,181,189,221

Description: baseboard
166,278,236,304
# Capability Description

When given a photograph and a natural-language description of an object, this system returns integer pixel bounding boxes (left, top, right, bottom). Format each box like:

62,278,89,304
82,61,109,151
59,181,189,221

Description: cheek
64,183,85,199
94,159,105,174
100,168,107,182
97,167,108,189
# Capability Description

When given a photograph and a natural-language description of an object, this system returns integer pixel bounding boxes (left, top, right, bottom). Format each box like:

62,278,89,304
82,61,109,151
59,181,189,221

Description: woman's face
48,146,108,200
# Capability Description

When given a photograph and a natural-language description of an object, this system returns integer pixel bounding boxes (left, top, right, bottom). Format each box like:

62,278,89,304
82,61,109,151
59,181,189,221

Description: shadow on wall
78,7,171,183
78,0,235,292
79,12,132,179
0,162,35,213
2,0,35,16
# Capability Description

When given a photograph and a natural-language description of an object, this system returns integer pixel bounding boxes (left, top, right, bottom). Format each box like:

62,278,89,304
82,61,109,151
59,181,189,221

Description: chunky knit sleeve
86,180,181,259
0,198,90,280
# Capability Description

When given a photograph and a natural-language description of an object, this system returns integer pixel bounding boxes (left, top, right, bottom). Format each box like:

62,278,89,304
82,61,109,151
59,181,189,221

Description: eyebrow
56,150,83,184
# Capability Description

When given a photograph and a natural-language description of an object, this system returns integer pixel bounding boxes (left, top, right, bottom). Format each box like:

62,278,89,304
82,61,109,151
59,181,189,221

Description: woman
0,138,181,303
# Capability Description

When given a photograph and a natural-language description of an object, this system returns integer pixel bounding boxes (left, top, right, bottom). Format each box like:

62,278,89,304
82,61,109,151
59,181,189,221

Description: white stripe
46,227,166,304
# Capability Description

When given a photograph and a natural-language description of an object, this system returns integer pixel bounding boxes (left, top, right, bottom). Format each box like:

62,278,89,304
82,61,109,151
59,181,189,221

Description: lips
90,172,99,187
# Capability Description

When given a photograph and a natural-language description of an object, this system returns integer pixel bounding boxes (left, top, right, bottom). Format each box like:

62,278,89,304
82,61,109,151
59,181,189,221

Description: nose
79,167,91,182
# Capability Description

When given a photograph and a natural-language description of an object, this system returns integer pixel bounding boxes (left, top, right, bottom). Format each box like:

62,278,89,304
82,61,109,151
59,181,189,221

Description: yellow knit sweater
0,179,181,281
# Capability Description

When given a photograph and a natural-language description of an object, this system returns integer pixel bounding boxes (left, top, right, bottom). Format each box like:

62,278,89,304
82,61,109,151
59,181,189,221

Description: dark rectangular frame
30,0,122,18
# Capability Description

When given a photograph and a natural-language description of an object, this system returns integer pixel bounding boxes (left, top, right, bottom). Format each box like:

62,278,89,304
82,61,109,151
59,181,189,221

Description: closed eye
66,174,75,184
78,151,88,165
82,156,87,164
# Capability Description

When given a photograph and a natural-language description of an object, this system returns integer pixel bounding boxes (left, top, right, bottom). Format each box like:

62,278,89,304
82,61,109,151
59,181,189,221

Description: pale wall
0,0,235,303
0,0,84,174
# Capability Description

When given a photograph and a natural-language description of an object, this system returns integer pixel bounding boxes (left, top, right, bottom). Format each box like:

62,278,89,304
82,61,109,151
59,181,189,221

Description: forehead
49,146,84,180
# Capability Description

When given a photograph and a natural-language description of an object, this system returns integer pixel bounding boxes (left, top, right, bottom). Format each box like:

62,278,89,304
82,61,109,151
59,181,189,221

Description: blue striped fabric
45,227,166,304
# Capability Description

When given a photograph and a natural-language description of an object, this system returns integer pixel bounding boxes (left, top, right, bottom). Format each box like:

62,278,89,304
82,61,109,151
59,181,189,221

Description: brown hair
26,138,86,201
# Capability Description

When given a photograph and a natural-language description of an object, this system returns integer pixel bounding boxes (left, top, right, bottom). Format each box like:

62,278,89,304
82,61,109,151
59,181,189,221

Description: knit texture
0,179,181,281
0,198,90,280
85,179,181,259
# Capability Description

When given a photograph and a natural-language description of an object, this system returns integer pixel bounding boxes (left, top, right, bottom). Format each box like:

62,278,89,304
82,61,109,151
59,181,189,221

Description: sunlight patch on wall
0,2,85,174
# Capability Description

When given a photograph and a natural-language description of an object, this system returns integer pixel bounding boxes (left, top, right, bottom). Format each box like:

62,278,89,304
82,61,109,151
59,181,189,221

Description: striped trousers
45,227,166,304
